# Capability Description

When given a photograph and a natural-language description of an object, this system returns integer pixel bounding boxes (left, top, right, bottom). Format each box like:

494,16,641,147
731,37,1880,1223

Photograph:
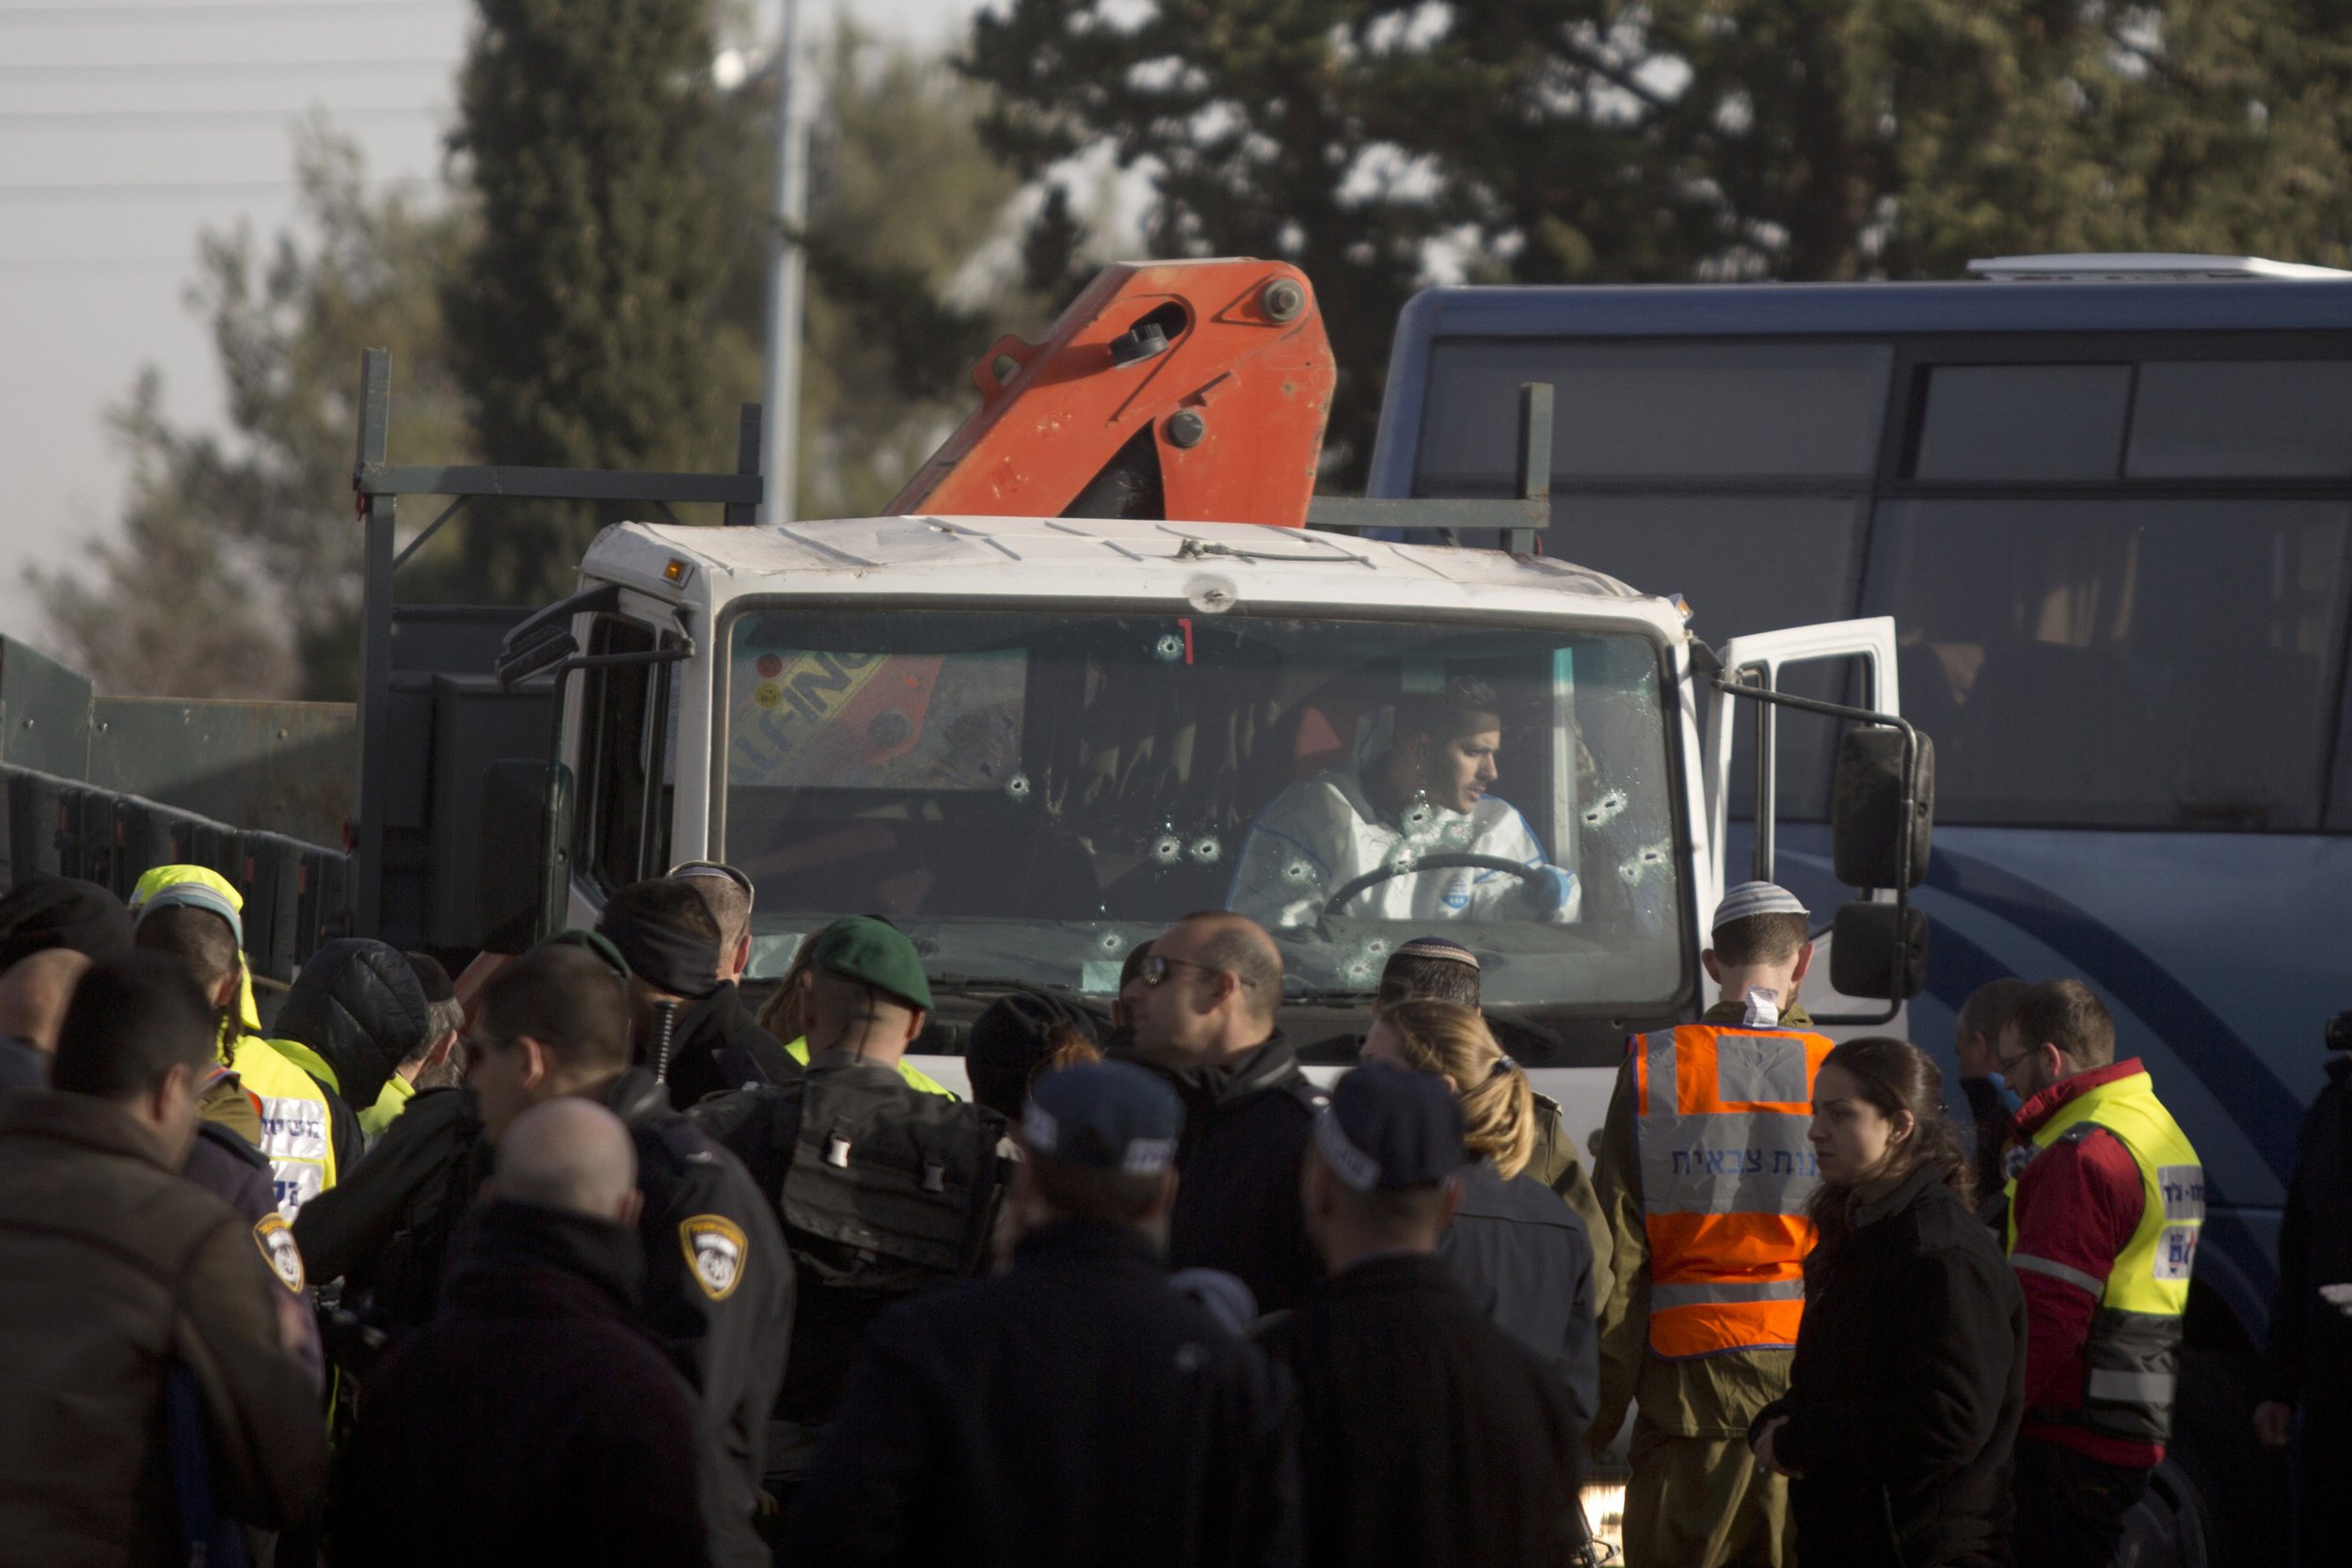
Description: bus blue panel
1370,279,2352,496
1770,822,2340,1215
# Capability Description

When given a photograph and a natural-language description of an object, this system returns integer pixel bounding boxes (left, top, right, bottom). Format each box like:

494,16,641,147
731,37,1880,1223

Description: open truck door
1703,615,1934,1024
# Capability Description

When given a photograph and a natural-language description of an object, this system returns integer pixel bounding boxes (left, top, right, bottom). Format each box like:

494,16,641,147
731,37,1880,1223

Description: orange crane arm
884,258,1336,529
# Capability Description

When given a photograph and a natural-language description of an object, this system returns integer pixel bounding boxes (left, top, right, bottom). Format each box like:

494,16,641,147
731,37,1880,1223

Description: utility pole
760,0,809,524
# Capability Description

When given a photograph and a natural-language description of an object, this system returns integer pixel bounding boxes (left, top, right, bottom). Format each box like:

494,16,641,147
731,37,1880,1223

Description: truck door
1703,616,1915,1022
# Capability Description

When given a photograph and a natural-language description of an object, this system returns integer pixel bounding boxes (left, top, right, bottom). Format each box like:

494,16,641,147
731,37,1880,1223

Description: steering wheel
1321,853,1550,919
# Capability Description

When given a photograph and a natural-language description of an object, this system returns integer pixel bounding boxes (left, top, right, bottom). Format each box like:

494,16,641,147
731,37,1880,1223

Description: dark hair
479,944,632,1075
967,991,1103,1122
2009,978,2114,1069
1806,1037,1973,1271
1957,976,2029,1046
1710,911,1810,968
133,903,241,990
1118,940,1154,992
1025,1150,1167,1226
1375,951,1481,1010
1399,676,1501,742
51,952,217,1102
1173,912,1283,1022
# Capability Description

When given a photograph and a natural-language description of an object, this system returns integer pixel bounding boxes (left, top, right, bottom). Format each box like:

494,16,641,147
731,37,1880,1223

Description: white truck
487,510,1927,1155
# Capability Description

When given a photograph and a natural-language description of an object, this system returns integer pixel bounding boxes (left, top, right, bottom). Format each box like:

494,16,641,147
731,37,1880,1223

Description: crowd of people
0,857,2336,1568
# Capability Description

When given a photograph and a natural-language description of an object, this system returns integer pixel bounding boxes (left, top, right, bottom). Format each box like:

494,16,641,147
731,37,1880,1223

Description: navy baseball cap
1022,1060,1183,1176
1315,1062,1465,1192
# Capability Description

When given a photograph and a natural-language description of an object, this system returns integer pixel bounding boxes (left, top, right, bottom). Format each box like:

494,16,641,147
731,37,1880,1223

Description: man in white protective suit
1226,677,1580,930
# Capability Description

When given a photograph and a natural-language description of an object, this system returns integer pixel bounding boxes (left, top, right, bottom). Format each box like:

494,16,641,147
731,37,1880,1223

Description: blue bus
1371,257,2352,1561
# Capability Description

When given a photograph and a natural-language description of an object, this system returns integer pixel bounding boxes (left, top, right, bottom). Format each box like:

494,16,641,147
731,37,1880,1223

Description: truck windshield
720,605,1685,1011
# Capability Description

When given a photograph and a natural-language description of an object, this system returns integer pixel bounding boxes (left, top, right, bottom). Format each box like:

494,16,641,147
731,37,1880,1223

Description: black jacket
293,1083,485,1328
1260,1254,1586,1568
2269,1055,2352,1406
1438,1158,1599,1428
1754,1165,2027,1568
272,938,432,1117
326,1200,706,1568
293,1070,792,1568
785,1218,1299,1568
691,1051,1003,1435
658,982,797,1108
1144,1034,1325,1314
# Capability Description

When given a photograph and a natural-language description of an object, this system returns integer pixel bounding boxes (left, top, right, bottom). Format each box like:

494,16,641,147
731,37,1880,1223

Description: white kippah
1712,881,1808,930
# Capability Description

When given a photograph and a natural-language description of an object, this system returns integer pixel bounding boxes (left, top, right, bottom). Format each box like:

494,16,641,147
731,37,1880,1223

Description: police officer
1264,1063,1585,1568
786,1061,1299,1567
598,878,796,1103
1589,881,1835,1568
1998,979,2202,1568
691,915,1006,1488
298,937,790,1568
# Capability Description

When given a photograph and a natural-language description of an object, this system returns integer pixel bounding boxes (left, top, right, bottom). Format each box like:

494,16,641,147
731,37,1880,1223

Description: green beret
809,915,932,1012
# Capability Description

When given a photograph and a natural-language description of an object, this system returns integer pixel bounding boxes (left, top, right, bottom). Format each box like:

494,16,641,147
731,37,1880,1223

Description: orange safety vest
1634,1022,1836,1359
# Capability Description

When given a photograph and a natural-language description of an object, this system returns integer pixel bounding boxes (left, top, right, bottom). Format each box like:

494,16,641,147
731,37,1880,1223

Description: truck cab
506,510,1915,1150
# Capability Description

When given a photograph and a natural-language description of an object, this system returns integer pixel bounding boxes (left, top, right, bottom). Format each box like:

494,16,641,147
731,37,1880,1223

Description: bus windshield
719,605,1686,1012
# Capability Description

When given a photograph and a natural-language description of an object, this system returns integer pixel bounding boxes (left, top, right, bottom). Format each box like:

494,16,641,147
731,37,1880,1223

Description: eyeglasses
1139,954,1255,989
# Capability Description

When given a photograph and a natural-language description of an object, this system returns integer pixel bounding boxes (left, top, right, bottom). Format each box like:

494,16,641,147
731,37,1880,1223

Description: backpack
769,1065,1009,1295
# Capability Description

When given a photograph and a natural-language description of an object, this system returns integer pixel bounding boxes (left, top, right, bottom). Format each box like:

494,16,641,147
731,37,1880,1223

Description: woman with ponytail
1747,1037,2027,1567
1364,1000,1598,1429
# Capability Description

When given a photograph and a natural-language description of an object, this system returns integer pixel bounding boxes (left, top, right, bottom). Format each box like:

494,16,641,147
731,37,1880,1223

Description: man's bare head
494,1099,640,1225
0,948,93,1055
1130,911,1282,1067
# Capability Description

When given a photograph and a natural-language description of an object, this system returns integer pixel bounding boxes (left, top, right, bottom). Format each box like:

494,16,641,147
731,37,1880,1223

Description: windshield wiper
929,973,1087,996
1282,987,1376,1006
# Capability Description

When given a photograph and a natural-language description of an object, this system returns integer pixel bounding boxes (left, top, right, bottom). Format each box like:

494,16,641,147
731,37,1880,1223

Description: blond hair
1377,1000,1535,1179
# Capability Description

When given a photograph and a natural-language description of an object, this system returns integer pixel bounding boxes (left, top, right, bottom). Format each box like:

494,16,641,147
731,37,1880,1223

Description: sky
0,0,985,650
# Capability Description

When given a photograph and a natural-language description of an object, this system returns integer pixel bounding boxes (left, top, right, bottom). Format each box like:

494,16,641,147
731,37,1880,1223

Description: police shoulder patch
680,1213,748,1302
252,1212,306,1294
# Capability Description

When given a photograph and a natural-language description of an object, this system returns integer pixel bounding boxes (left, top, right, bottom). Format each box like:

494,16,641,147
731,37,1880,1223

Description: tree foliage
30,130,471,700
40,18,1044,695
967,0,2352,484
443,0,752,604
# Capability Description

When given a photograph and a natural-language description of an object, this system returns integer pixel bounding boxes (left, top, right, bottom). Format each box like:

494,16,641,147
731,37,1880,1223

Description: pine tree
444,0,748,603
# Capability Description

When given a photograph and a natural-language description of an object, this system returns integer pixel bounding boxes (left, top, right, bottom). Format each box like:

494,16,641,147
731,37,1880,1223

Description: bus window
1867,499,2349,830
1911,365,2131,482
1547,494,1865,819
2126,361,2352,479
1416,341,1890,485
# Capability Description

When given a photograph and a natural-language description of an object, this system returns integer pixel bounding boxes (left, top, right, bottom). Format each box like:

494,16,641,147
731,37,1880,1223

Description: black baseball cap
1022,1060,1183,1175
1313,1062,1465,1192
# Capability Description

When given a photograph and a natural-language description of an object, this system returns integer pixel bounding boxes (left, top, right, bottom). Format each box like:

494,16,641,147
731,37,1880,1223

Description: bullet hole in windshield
1616,841,1671,886
1282,860,1314,885
1096,929,1127,956
1582,789,1629,827
1342,955,1376,985
1187,835,1221,864
1153,634,1184,663
1152,834,1184,864
1403,800,1434,831
1004,772,1032,802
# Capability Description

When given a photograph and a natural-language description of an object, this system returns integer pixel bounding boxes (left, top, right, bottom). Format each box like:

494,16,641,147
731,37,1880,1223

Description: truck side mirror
1829,901,1928,1000
1832,728,1933,890
475,760,572,951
